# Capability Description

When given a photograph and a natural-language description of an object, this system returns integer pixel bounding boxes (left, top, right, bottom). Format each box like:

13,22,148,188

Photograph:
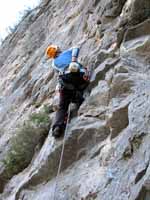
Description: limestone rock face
0,0,150,199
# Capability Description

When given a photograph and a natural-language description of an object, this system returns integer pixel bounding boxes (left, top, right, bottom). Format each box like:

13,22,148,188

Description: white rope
52,14,84,199
53,104,71,200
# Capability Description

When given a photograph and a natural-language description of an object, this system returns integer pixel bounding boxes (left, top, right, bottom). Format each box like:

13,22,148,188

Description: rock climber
45,45,89,138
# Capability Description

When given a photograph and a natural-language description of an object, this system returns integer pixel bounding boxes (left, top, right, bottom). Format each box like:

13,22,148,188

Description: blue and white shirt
52,47,86,74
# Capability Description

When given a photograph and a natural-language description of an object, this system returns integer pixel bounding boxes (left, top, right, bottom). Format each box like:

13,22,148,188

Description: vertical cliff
0,0,150,199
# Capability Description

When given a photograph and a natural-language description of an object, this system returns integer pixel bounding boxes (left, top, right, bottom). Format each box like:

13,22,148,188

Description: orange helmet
46,45,58,58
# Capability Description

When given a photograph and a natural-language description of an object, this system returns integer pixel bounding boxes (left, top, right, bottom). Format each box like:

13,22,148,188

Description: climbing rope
53,104,71,200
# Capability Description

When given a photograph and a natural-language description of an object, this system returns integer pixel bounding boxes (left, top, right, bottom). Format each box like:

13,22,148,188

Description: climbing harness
53,104,71,200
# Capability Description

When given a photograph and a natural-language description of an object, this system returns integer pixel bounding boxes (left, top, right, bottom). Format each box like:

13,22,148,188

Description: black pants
52,72,89,130
52,89,84,130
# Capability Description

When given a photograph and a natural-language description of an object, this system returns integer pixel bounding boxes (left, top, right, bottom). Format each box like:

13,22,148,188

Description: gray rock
0,0,150,199
121,19,150,72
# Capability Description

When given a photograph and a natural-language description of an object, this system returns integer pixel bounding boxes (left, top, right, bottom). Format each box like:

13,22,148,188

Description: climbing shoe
52,126,63,138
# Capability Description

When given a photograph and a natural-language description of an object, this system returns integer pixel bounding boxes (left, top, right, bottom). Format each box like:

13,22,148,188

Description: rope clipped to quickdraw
53,104,71,200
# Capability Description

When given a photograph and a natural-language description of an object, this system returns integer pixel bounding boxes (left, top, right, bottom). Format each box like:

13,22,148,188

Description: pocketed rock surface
0,0,150,199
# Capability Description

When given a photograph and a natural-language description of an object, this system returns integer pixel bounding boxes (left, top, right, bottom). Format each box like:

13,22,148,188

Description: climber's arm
71,47,80,62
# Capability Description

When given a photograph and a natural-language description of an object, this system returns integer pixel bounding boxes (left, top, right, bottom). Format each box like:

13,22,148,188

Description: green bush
2,107,50,179
3,123,38,178
29,105,50,126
